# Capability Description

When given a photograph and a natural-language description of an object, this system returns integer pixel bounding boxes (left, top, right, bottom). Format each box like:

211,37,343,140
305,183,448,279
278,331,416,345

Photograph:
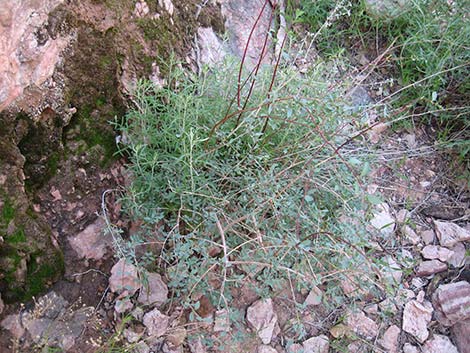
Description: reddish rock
415,260,447,276
421,245,454,262
452,318,470,353
345,310,378,340
246,299,278,344
434,221,470,247
137,272,168,307
422,334,458,353
402,299,433,343
142,308,169,337
109,258,141,295
432,281,470,326
379,325,400,353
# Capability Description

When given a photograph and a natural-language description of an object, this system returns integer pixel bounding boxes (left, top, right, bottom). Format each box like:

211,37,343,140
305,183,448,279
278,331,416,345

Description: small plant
116,49,384,324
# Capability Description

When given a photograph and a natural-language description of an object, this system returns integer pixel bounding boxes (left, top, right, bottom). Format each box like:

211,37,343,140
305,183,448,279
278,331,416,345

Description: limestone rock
302,335,329,353
434,221,470,247
421,245,454,262
432,281,470,326
402,299,433,343
345,310,378,340
69,218,111,260
109,258,141,295
364,0,410,19
403,343,419,353
143,308,169,337
138,272,168,307
246,298,278,344
419,229,435,245
197,27,227,66
415,260,447,276
422,334,459,353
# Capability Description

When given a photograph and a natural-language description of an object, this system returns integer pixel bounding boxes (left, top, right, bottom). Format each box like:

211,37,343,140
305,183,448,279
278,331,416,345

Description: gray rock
432,281,470,326
246,299,278,344
403,343,419,353
370,203,395,236
257,345,278,353
115,297,134,314
0,314,25,339
419,229,436,245
138,272,168,307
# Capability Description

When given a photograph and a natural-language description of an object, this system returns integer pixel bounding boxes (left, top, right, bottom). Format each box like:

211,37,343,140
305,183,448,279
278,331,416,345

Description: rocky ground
0,0,469,352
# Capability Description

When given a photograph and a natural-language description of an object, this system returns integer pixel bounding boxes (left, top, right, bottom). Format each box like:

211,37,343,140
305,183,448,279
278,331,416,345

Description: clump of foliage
295,0,470,158
116,55,383,315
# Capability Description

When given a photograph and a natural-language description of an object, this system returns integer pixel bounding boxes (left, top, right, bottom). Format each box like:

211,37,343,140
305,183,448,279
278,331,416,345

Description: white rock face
246,298,278,344
0,0,72,111
402,299,433,343
109,258,141,295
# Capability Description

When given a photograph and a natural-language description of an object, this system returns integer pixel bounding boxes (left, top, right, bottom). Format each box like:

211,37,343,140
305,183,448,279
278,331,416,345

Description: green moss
1,198,15,225
6,227,26,244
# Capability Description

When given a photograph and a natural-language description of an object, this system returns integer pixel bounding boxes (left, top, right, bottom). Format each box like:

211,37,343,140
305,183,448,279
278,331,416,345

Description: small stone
379,298,397,314
383,256,402,284
432,281,470,326
452,318,470,353
422,334,458,353
134,0,150,18
329,324,350,338
396,209,411,224
257,345,278,353
302,335,329,353
411,277,427,290
419,229,435,245
138,272,168,307
402,299,433,343
246,299,278,344
403,225,420,245
115,297,133,314
188,337,206,353
447,242,466,267
131,307,144,321
1,314,25,339
415,260,447,276
379,325,400,353
345,310,378,340
123,328,142,343
421,245,454,262
133,341,151,353
403,343,419,353
363,304,378,316
370,203,395,236
304,286,323,306
0,293,4,314
287,343,304,353
434,221,470,247
213,309,230,332
167,327,187,347
69,218,110,260
143,308,169,337
109,258,141,295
